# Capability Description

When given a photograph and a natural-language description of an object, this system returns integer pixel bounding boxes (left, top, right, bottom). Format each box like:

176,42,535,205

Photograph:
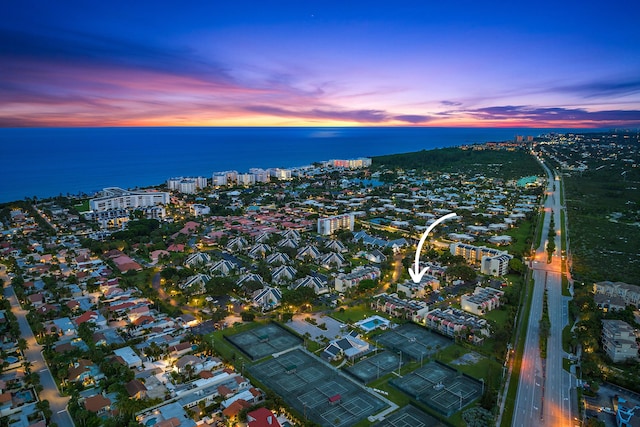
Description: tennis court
249,349,388,427
373,405,445,427
344,351,401,383
390,361,482,416
376,324,451,361
226,323,302,360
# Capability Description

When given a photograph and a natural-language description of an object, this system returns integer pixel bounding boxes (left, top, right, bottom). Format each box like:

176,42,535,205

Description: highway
1,265,75,427
512,158,576,427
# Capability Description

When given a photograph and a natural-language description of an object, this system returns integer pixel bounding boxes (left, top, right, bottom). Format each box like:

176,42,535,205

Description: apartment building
89,187,169,212
371,293,428,320
328,158,372,169
593,281,640,308
450,242,512,277
422,307,490,343
334,266,380,293
461,286,504,315
167,177,208,193
268,168,292,180
601,319,639,363
317,213,354,235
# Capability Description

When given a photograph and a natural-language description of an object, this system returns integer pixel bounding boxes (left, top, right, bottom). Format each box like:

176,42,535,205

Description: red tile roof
247,408,281,427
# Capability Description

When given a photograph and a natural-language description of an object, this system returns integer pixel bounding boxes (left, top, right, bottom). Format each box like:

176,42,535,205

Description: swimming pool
356,315,391,332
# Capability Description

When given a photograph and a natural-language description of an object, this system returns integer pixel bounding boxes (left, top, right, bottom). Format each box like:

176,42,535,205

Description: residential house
52,317,77,337
247,408,282,427
280,229,300,241
74,310,107,328
265,252,291,266
210,260,236,276
125,379,148,399
27,293,44,307
114,346,143,369
252,287,282,311
324,239,347,253
68,359,104,386
226,237,248,252
365,249,387,264
248,244,271,259
83,394,112,416
322,331,369,361
271,265,297,284
320,252,345,269
168,342,193,359
175,355,204,375
291,276,329,295
184,252,211,267
296,245,322,261
236,273,265,290
180,274,210,294
278,238,299,249
352,231,407,252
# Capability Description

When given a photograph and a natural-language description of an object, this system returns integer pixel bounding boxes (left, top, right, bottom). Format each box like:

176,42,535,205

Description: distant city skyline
2,1,640,128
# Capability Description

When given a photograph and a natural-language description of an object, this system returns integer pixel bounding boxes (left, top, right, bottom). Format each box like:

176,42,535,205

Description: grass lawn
330,304,381,324
485,309,510,325
563,358,572,373
562,325,572,353
562,274,570,297
504,219,534,257
73,199,90,213
437,344,502,381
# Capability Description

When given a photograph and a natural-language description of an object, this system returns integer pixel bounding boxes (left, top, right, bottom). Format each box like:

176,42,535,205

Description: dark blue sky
2,0,640,127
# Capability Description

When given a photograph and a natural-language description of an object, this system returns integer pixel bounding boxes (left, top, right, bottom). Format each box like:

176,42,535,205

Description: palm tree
17,338,28,354
184,363,194,381
35,399,52,423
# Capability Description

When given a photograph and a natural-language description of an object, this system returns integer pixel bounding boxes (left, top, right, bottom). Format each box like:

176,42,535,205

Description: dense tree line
372,147,543,179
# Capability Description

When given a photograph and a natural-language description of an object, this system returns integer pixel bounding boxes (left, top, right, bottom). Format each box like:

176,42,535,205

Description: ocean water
0,126,578,203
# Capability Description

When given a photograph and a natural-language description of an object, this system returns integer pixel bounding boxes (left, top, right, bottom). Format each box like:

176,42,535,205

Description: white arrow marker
408,212,457,283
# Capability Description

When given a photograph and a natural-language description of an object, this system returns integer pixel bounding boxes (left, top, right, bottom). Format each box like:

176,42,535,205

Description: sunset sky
2,1,640,127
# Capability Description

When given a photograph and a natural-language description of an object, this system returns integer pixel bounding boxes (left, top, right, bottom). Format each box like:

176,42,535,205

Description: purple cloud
462,105,640,124
394,114,432,123
554,78,640,98
245,105,390,122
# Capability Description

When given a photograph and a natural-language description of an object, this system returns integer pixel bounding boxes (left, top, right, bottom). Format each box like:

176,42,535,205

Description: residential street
1,265,75,427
